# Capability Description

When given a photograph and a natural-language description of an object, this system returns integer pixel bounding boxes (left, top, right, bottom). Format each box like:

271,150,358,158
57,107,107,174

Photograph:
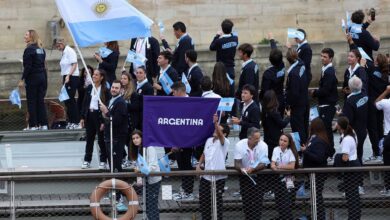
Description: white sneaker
99,162,108,170
81,161,91,169
39,125,48,130
173,192,194,201
66,123,72,129
359,186,365,195
73,123,82,129
24,127,38,131
365,155,382,162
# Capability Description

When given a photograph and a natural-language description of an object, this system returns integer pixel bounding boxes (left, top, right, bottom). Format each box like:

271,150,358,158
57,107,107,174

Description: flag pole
61,18,117,217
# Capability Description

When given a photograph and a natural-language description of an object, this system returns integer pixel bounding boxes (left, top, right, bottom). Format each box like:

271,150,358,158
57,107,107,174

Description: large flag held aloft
55,0,153,47
143,96,220,148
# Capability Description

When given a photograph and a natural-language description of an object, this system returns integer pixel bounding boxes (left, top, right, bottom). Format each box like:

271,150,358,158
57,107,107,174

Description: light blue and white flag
99,47,113,58
287,28,304,41
358,47,372,61
309,106,319,121
58,85,70,102
341,19,346,32
9,88,21,109
126,50,147,66
158,154,171,173
55,0,154,47
217,97,234,112
159,72,174,95
137,153,150,175
181,73,191,94
291,132,301,151
158,21,165,34
226,73,234,85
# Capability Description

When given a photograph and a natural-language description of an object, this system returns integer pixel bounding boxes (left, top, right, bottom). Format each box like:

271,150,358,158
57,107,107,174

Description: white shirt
60,45,79,76
187,63,198,77
144,147,162,184
242,100,254,115
376,99,390,134
348,63,360,78
321,63,333,77
241,59,253,68
271,146,296,166
89,86,101,110
201,91,221,98
340,135,358,161
203,137,230,181
134,38,147,71
234,139,269,169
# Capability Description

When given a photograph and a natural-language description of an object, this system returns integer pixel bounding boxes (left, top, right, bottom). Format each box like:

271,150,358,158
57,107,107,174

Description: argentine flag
99,47,113,58
126,50,147,66
58,85,70,102
55,0,153,47
358,47,372,61
159,72,174,95
9,88,21,109
287,28,304,41
137,154,150,175
309,106,319,121
217,97,234,112
181,73,191,94
158,154,171,173
291,132,301,151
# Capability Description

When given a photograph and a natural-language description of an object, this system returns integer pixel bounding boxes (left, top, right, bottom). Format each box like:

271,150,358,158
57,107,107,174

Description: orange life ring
90,178,139,220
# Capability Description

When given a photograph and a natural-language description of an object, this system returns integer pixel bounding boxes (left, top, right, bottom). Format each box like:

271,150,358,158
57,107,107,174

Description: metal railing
0,166,389,219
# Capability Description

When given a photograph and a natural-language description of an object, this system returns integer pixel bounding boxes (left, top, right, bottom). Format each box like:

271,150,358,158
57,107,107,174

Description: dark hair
309,118,329,145
81,65,94,79
286,48,298,64
201,76,213,91
262,90,279,113
269,48,283,66
220,123,230,137
130,129,143,160
297,28,307,39
281,133,300,169
171,81,186,93
159,50,172,63
106,41,119,53
96,69,108,104
112,79,122,88
351,10,365,24
242,84,256,97
321,48,334,59
337,116,356,140
173,21,186,32
238,43,254,58
185,49,197,63
377,53,390,81
221,19,233,34
212,62,230,97
350,49,362,63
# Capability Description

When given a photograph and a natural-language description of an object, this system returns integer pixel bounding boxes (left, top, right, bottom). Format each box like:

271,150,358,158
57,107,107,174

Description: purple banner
143,96,220,148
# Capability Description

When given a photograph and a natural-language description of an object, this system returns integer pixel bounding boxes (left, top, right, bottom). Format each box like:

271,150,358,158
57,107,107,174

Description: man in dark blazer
184,49,203,97
161,21,194,75
236,43,259,103
129,37,160,82
310,48,338,157
153,51,179,96
232,84,261,139
100,80,128,173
